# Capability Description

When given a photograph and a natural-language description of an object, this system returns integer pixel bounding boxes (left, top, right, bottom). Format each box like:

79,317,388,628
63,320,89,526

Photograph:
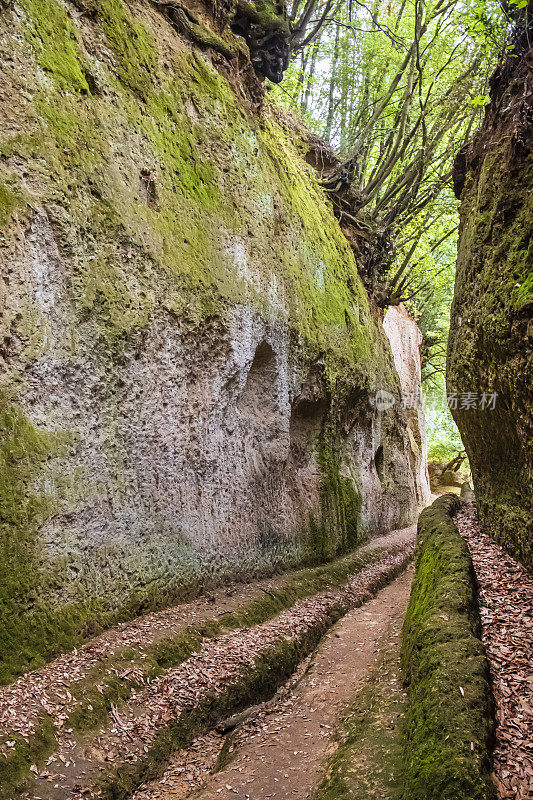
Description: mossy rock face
447,50,533,568
0,0,425,680
0,394,97,683
401,495,496,800
0,715,57,800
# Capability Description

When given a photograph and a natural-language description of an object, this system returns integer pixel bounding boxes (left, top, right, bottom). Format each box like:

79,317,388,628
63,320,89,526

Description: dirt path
132,566,414,800
314,588,408,800
456,505,533,800
0,528,414,747
14,534,414,799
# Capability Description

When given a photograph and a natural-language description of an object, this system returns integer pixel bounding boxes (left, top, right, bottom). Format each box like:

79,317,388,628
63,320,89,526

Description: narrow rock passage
455,505,533,800
132,565,414,800
19,532,414,799
0,528,414,746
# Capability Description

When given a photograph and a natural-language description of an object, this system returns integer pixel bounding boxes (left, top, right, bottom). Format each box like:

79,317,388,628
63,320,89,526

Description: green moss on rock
73,0,157,98
401,495,495,800
0,715,56,800
0,394,101,683
143,85,221,210
0,0,411,682
447,53,533,568
237,0,290,32
0,181,23,229
20,0,90,91
307,439,363,564
4,0,384,379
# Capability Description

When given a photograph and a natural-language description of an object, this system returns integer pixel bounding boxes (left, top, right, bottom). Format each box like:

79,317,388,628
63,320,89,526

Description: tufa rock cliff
383,304,430,505
448,37,533,568
0,0,428,679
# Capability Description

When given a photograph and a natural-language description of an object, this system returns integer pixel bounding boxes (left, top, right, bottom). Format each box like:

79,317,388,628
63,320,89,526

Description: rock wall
383,305,430,510
0,0,428,677
448,41,533,568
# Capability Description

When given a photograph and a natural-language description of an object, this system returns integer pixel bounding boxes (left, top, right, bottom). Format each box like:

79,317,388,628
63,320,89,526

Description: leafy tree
272,0,509,459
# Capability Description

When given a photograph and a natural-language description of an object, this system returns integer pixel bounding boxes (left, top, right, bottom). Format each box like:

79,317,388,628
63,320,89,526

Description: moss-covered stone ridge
401,495,496,800
447,43,533,568
0,0,427,680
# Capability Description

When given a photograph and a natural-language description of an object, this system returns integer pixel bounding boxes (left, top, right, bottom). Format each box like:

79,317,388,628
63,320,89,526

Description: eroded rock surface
383,305,430,511
447,41,533,568
0,0,428,677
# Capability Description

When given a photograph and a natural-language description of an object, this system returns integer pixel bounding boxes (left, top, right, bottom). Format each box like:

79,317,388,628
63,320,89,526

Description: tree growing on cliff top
280,0,506,244
273,0,510,455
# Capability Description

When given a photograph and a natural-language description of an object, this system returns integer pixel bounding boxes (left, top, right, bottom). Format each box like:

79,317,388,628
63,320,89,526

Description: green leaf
470,94,490,106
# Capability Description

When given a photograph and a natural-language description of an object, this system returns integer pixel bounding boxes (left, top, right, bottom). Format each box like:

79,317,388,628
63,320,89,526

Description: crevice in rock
237,341,280,426
374,444,384,482
289,397,327,470
139,169,159,208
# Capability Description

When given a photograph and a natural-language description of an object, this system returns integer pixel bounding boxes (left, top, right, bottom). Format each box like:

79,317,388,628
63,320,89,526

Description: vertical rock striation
448,35,533,567
383,305,430,511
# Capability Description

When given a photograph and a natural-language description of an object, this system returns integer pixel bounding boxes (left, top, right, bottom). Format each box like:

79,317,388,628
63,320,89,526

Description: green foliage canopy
273,0,508,459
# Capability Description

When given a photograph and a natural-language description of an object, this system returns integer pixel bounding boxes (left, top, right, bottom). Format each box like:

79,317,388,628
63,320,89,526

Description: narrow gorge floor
5,506,530,800
132,567,413,800
456,505,533,800
1,528,415,800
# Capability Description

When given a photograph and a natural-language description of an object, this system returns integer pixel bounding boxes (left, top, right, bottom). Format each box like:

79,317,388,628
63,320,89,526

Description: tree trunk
324,24,340,141
301,36,320,115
